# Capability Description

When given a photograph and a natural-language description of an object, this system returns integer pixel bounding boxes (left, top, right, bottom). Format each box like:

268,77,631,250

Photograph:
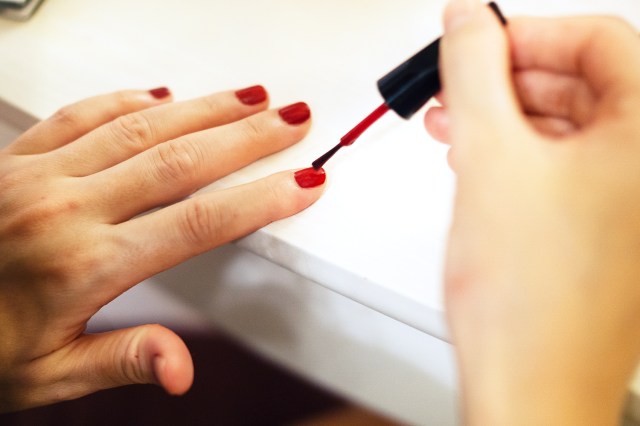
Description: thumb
19,324,193,409
440,0,524,147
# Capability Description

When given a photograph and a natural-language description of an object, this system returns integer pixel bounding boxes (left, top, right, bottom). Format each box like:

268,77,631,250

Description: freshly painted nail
235,85,268,105
295,167,326,188
279,102,311,126
149,87,171,99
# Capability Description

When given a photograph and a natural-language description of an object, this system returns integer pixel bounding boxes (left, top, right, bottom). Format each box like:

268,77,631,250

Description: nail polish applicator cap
377,37,442,120
378,1,506,119
311,2,506,170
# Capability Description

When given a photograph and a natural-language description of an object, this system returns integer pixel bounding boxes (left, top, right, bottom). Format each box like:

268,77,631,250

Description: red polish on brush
311,1,506,170
312,103,389,170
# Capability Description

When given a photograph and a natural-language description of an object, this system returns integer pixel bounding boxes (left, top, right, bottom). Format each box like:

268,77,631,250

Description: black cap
377,38,441,119
376,1,507,120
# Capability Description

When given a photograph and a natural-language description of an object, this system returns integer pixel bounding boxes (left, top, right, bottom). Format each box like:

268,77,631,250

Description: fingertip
153,352,194,396
444,0,483,33
289,167,326,213
442,1,509,90
294,167,326,189
278,102,312,127
148,87,172,101
246,169,325,226
440,0,522,140
277,103,313,146
424,106,451,144
263,169,326,220
235,84,269,107
144,327,194,395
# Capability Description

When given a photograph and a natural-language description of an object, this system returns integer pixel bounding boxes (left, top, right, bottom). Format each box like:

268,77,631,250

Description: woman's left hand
0,85,325,411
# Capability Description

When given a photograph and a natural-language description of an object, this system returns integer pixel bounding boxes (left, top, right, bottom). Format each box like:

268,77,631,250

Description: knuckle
0,162,26,197
240,116,267,142
262,179,286,217
200,94,223,116
179,198,224,246
50,104,82,129
111,113,156,152
152,139,203,183
7,195,79,238
260,178,298,222
42,245,104,289
0,194,107,288
118,327,154,385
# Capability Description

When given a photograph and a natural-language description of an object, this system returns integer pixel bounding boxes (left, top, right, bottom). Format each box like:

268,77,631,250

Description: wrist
455,346,630,426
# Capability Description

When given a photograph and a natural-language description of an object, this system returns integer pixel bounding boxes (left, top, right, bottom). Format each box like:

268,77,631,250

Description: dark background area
0,332,353,426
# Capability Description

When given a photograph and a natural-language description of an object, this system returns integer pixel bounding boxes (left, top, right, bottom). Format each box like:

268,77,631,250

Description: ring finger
50,85,270,176
5,88,173,155
86,102,312,223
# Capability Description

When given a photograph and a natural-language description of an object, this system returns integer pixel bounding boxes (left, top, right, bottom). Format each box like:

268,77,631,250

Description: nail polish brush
311,1,506,170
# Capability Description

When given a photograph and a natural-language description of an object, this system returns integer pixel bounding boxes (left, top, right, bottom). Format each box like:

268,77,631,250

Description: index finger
110,170,326,290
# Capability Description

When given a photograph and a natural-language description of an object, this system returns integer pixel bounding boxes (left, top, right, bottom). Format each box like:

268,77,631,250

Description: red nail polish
235,85,268,105
279,102,311,126
295,167,326,188
149,87,171,99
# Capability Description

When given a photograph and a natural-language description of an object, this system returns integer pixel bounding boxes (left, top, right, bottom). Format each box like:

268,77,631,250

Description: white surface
0,0,455,338
1,1,640,424
0,114,458,425
1,0,639,342
103,244,458,425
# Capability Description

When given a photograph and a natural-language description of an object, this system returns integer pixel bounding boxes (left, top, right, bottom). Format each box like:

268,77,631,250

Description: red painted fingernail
295,167,326,188
279,102,311,126
235,85,267,105
149,87,171,99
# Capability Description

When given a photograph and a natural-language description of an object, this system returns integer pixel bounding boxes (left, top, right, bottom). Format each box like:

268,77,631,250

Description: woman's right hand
425,1,640,424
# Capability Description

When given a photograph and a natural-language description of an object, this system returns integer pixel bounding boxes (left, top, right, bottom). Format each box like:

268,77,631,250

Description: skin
0,88,324,411
424,0,640,424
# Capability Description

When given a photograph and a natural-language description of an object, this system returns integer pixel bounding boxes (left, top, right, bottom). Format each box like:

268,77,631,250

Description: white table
1,1,638,424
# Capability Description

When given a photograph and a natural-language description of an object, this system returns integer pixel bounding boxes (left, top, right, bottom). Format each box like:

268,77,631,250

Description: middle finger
51,86,269,176
86,102,311,223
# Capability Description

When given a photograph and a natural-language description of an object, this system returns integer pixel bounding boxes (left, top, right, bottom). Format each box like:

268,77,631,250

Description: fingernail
235,85,268,105
149,87,171,99
279,102,311,126
295,167,326,188
445,0,481,31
